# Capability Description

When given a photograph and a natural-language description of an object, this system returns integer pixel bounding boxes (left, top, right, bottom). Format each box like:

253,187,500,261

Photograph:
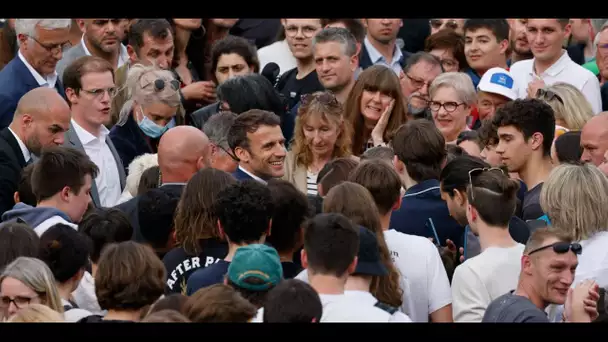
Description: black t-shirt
186,260,231,295
281,261,303,279
162,238,228,294
278,68,324,111
77,315,132,323
482,291,549,323
522,183,544,222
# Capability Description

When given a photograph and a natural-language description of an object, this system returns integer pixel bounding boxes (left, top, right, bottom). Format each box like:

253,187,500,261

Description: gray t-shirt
522,183,544,222
482,291,550,323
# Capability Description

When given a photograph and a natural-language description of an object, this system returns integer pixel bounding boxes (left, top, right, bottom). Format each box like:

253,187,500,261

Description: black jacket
0,128,27,218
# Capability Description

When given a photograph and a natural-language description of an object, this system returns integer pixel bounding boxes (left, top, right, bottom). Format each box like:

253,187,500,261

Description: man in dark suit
0,87,71,217
114,126,211,242
227,109,286,183
359,19,411,74
0,19,71,129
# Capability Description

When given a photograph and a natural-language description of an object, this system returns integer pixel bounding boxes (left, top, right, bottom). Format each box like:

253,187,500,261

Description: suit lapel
65,124,101,208
13,57,40,89
106,137,126,190
0,127,26,167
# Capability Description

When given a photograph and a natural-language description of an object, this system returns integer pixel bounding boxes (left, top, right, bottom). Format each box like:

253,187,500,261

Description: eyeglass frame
527,241,583,256
300,92,340,108
467,167,505,201
25,34,72,55
0,294,39,309
404,73,433,90
536,88,564,105
429,19,459,30
284,24,320,38
428,100,467,113
80,87,118,99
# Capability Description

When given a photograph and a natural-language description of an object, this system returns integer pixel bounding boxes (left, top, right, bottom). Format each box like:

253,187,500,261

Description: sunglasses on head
527,241,582,256
300,92,340,108
143,78,181,92
467,167,505,201
536,88,564,104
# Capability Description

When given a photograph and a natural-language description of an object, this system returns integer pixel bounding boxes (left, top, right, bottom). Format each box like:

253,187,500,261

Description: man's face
314,41,356,92
283,19,322,60
477,91,511,121
117,19,130,42
596,30,608,80
526,19,570,63
215,53,253,85
569,19,590,44
80,19,122,54
526,238,578,305
18,25,71,76
495,125,535,173
430,19,465,36
480,144,502,167
509,19,531,56
400,61,442,110
210,144,239,173
24,104,71,155
211,19,239,29
236,125,286,179
465,27,508,74
580,122,608,166
129,31,174,70
66,174,93,223
365,19,402,44
67,71,115,127
440,189,468,226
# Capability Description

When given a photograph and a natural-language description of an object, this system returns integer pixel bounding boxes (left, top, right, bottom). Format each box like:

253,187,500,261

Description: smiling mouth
366,106,382,113
269,160,283,166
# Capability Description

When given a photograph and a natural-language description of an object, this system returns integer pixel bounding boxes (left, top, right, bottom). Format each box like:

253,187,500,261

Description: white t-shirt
383,229,452,322
344,291,412,322
61,298,94,322
451,243,525,322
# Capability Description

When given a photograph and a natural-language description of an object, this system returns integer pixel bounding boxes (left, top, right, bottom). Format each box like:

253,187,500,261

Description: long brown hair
322,182,403,308
173,168,236,255
291,91,352,167
344,65,408,156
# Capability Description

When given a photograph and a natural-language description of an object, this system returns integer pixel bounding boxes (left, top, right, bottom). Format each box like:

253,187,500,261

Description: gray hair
404,51,443,73
117,64,183,126
594,20,608,50
429,72,477,105
15,19,71,40
312,27,357,57
202,111,238,151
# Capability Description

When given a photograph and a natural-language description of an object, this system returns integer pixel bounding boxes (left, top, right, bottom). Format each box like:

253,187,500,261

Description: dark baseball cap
353,226,388,277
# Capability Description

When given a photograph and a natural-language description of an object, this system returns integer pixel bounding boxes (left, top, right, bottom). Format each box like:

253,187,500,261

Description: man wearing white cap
476,67,518,125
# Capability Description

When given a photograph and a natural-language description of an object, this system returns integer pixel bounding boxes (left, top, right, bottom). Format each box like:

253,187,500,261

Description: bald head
581,112,608,166
158,126,211,183
14,87,70,120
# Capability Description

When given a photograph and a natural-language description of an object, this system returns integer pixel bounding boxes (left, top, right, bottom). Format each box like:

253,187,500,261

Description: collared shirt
8,127,31,163
364,36,403,76
81,35,129,69
238,165,267,184
509,50,602,114
71,119,121,207
18,51,57,88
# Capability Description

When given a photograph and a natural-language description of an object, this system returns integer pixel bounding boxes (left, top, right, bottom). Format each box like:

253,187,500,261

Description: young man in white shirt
450,167,525,322
349,160,453,322
509,19,602,114
63,56,125,208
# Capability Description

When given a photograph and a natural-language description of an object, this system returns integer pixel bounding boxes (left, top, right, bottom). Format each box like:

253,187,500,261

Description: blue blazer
231,167,256,181
0,56,66,129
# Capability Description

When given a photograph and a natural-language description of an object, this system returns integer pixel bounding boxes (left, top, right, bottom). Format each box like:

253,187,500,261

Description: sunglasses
467,167,505,201
430,19,459,30
143,78,181,92
536,88,564,105
300,92,340,107
527,241,582,256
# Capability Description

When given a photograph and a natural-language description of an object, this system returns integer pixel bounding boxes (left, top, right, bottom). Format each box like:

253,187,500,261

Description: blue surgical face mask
137,106,175,138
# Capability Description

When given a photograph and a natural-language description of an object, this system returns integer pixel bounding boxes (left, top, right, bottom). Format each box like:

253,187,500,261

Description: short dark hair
391,120,446,182
424,29,468,71
0,222,39,272
78,208,133,264
349,161,402,216
440,155,490,196
303,213,359,277
39,223,92,283
95,241,166,311
463,19,510,42
478,118,499,147
227,109,281,151
62,56,114,100
266,180,312,254
210,35,260,84
316,157,359,196
557,19,571,27
213,180,274,244
320,19,366,43
128,19,173,53
404,51,443,74
137,188,180,249
457,130,482,148
31,147,99,202
147,293,187,315
360,146,395,162
184,284,257,323
16,163,36,206
468,169,520,227
263,279,323,323
492,99,556,156
137,165,160,195
446,144,467,164
218,74,286,117
554,131,583,164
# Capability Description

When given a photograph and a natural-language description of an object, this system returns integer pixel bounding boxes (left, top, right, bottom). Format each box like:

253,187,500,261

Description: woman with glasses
425,29,468,73
535,82,594,131
283,91,353,195
110,64,183,172
0,257,63,321
429,72,477,144
344,65,409,156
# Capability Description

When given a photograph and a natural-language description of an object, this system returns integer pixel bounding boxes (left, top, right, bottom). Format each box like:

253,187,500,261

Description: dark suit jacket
359,42,411,71
0,56,66,129
0,128,28,217
231,167,256,181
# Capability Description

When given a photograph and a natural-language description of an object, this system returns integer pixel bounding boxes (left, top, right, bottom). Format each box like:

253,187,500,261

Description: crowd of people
0,17,606,323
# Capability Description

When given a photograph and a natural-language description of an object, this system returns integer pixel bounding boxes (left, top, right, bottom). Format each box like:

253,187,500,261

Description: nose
106,21,116,33
275,144,287,157
7,302,17,316
495,141,505,154
321,60,331,72
55,133,65,146
371,91,382,102
419,82,430,96
581,149,591,162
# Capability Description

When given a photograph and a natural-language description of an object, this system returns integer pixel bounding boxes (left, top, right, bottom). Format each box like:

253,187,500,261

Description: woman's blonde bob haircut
538,82,594,130
540,163,608,241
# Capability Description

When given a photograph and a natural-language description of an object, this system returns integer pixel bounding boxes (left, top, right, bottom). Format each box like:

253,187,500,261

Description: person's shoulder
509,59,533,73
385,229,437,251
567,59,599,80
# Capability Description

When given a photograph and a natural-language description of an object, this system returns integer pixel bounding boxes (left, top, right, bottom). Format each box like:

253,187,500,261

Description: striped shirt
307,170,319,196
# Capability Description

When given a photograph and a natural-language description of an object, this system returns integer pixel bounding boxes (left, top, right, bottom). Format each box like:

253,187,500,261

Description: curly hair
173,168,236,255
291,91,352,167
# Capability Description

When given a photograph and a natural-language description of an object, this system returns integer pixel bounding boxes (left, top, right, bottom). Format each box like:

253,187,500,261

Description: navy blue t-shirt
186,260,230,296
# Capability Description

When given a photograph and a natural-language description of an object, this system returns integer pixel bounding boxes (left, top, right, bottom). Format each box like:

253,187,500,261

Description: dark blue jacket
109,112,159,174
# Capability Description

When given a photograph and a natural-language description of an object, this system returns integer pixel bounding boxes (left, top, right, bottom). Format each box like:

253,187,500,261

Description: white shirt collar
364,36,403,66
17,50,57,88
238,165,267,184
71,118,109,145
7,127,32,163
80,35,129,69
532,49,570,78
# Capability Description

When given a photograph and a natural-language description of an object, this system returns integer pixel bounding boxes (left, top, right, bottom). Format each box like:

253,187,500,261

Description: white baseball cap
477,67,518,100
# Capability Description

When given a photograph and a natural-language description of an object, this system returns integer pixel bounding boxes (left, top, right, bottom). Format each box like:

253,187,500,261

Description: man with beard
508,19,533,65
0,87,71,217
56,19,129,79
399,52,443,120
361,19,409,75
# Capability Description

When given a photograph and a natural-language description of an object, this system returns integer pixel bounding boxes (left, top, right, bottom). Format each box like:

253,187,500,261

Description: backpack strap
375,301,398,315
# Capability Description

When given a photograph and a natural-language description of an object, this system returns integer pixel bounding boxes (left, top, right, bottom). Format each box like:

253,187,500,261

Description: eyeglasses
430,19,459,31
527,241,583,256
429,101,466,113
25,35,71,55
81,87,118,99
467,167,505,201
536,88,564,105
0,295,38,309
300,92,340,108
216,144,240,162
404,73,433,90
285,25,320,38
143,78,181,92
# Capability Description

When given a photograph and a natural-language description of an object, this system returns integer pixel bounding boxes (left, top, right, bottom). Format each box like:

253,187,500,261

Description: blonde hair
0,257,64,314
117,64,183,126
540,163,608,241
7,304,65,323
429,72,477,106
539,83,594,130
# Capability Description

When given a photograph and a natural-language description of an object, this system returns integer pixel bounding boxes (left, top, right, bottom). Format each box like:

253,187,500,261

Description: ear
563,23,572,39
301,249,308,269
234,146,249,164
392,155,404,174
126,45,138,64
60,186,72,202
65,88,78,105
392,195,402,211
454,189,466,206
498,39,509,55
346,256,358,275
13,192,19,204
355,42,362,56
467,202,477,223
195,156,205,170
529,132,544,151
17,33,29,48
73,268,85,284
521,254,533,275
399,19,403,28
76,19,86,33
281,19,287,27
350,54,359,72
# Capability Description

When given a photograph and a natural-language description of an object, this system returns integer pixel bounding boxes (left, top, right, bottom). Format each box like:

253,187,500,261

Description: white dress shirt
81,35,129,69
18,51,58,89
509,50,602,114
71,119,121,207
8,127,32,163
364,36,404,76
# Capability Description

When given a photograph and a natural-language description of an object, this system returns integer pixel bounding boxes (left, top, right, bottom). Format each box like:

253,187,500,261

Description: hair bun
49,240,61,249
